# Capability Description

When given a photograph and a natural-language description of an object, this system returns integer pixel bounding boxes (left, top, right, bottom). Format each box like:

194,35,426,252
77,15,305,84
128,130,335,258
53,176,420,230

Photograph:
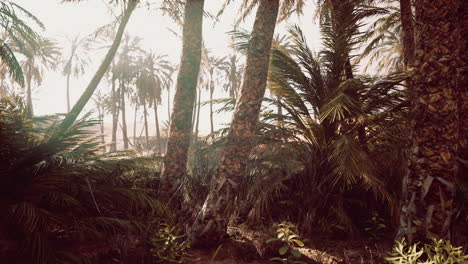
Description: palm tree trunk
399,0,415,70
133,102,138,146
110,77,119,152
190,0,279,246
153,97,161,154
195,87,201,140
276,95,283,127
98,104,106,153
191,86,198,133
399,0,461,244
143,101,149,149
120,80,129,150
209,80,214,134
159,0,204,200
66,72,71,112
167,88,171,121
58,0,136,131
26,70,33,118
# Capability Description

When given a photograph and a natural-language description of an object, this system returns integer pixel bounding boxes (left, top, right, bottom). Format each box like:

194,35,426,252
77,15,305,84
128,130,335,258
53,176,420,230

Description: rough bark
159,0,204,200
190,0,280,246
120,80,129,150
58,0,136,132
399,0,415,70
399,0,462,244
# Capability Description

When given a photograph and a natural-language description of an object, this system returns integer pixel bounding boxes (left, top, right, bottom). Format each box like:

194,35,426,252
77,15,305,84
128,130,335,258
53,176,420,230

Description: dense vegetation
0,0,466,263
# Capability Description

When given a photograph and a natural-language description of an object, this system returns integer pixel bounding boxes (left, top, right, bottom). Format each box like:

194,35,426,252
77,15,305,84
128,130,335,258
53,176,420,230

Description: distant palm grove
0,0,466,263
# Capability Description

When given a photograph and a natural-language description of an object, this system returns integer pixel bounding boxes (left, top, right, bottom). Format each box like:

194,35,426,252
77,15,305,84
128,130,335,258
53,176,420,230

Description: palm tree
15,38,60,117
201,51,226,134
220,54,243,99
58,0,138,132
159,0,205,201
142,52,173,153
0,1,43,87
61,34,91,112
399,0,462,244
190,0,281,246
114,34,143,150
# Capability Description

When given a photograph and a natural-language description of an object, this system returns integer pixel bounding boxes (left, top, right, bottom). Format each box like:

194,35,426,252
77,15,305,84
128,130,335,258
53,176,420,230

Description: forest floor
188,224,392,264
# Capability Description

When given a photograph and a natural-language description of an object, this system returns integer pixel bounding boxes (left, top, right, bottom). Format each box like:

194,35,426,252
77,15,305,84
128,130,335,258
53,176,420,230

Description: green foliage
150,223,198,263
386,239,468,264
364,211,388,240
0,0,45,86
0,97,165,264
266,222,307,264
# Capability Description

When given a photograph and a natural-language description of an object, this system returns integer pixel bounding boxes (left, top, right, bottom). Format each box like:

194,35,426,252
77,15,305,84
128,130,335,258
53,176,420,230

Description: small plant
150,223,198,263
266,222,307,264
385,238,468,264
364,211,387,240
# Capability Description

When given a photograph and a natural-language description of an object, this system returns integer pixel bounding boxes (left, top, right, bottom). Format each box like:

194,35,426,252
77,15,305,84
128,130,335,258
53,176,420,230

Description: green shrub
266,222,307,264
150,223,198,263
0,97,165,264
386,238,468,264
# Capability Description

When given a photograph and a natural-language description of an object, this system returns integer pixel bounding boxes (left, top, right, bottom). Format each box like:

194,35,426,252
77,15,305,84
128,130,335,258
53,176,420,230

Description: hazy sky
13,0,322,135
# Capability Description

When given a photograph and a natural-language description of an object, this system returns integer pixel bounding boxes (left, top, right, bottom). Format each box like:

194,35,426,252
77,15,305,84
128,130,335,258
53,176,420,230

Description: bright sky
13,0,322,137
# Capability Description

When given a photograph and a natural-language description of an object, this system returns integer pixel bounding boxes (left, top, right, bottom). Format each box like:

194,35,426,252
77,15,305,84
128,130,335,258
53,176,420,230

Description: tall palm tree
159,0,205,201
136,51,173,152
399,0,462,244
114,35,143,150
220,54,243,99
61,34,91,112
58,0,138,132
201,51,226,134
15,38,60,117
190,0,282,246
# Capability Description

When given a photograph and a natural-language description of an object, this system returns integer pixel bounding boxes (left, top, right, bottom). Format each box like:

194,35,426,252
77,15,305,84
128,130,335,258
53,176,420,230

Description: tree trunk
143,101,149,150
110,76,119,152
209,79,214,134
26,70,33,118
194,87,201,140
167,88,171,121
153,97,161,154
58,0,136,131
120,80,129,150
98,103,106,153
66,73,71,112
133,102,138,147
191,86,198,133
190,0,279,246
399,0,462,244
399,0,415,70
159,0,204,200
